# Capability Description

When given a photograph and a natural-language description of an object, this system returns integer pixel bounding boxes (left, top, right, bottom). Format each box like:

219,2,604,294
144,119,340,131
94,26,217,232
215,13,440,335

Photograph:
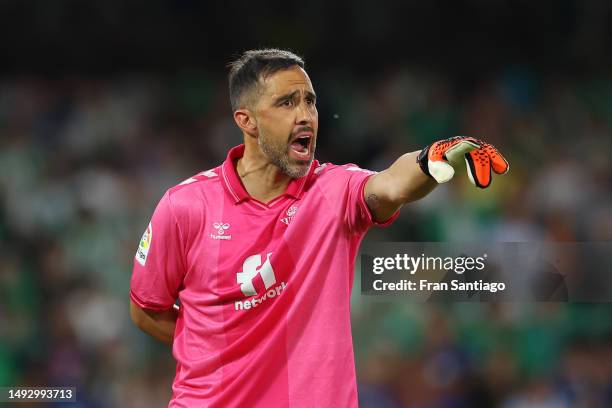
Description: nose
296,99,316,125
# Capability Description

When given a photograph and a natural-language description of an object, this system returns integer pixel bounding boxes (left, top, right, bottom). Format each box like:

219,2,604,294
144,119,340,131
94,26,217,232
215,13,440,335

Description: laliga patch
135,222,152,266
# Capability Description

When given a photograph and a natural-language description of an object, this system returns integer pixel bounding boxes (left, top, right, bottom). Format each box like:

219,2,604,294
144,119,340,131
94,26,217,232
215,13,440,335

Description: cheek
261,110,293,127
259,110,299,140
271,114,295,133
310,106,319,124
260,121,289,144
310,113,319,135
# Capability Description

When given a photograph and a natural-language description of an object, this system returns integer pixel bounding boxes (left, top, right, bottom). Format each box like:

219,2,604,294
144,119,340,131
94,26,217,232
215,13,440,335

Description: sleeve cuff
358,174,401,228
129,289,174,312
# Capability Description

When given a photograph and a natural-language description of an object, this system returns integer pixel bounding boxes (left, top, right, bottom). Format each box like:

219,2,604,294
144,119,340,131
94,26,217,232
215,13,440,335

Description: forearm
381,151,438,203
130,300,179,346
364,151,437,222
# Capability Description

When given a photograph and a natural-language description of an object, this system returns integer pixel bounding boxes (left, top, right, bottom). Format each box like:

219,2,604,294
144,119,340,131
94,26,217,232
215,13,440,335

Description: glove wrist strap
416,145,433,178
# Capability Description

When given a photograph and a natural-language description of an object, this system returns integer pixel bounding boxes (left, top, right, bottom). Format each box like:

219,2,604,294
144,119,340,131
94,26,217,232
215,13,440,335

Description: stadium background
1,1,611,406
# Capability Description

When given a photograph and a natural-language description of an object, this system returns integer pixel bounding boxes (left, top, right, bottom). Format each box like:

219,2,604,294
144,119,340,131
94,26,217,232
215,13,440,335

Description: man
129,49,509,407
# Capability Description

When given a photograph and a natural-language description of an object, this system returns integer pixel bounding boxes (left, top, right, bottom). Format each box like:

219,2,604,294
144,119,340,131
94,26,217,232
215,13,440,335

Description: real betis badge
135,222,152,266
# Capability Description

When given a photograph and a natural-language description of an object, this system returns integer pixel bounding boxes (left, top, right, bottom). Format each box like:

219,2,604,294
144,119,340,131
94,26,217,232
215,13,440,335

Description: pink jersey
130,144,399,407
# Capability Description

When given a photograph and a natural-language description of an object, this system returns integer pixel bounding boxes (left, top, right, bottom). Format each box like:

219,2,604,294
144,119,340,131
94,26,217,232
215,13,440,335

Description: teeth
291,144,308,155
290,135,311,157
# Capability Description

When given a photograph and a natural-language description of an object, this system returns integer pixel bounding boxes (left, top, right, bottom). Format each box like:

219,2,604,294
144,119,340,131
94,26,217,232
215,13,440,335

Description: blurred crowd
1,66,611,407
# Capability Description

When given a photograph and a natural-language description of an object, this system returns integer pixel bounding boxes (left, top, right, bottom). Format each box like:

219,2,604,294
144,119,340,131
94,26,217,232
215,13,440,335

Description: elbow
129,300,145,328
388,180,435,204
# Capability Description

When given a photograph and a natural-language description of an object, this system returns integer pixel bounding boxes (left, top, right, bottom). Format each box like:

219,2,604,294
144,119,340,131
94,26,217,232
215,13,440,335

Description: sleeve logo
135,222,152,266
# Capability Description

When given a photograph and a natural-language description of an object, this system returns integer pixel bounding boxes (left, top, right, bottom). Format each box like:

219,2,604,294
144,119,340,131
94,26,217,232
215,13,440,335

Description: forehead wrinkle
287,78,314,92
258,69,316,107
269,87,315,99
265,70,312,89
287,78,308,85
277,90,300,100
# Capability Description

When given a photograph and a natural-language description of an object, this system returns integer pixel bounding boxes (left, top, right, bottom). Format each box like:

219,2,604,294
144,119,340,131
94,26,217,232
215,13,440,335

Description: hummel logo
210,222,231,240
213,222,230,235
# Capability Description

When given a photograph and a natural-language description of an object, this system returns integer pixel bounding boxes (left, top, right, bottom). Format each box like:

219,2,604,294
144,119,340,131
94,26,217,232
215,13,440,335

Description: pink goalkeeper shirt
130,145,399,407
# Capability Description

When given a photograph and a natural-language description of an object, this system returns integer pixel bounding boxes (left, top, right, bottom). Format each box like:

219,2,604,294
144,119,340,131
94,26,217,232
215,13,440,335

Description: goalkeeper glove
416,136,509,188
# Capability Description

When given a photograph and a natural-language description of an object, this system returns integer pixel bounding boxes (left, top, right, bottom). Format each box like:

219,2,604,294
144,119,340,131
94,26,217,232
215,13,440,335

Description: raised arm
364,137,509,222
364,151,437,222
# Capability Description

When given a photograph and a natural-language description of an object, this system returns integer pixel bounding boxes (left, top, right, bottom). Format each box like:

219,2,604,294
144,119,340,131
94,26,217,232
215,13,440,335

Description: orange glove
416,136,509,188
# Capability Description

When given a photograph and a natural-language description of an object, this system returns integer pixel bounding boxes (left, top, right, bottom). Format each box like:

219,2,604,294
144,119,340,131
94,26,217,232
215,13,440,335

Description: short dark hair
228,48,305,111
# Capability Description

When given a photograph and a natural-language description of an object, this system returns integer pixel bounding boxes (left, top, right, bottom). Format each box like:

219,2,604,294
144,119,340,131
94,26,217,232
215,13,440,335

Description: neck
236,145,292,204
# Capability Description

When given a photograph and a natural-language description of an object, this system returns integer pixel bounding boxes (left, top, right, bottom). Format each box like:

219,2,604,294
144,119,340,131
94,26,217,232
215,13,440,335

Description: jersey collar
221,144,317,204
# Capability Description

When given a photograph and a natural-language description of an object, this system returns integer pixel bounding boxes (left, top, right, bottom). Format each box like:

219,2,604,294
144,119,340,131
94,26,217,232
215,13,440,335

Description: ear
233,109,258,137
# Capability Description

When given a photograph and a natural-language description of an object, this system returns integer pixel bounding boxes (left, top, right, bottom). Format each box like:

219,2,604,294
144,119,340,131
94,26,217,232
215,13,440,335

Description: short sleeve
130,191,186,311
343,165,400,234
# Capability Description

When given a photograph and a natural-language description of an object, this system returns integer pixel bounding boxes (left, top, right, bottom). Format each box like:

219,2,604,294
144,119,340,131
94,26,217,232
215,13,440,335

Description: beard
258,131,315,178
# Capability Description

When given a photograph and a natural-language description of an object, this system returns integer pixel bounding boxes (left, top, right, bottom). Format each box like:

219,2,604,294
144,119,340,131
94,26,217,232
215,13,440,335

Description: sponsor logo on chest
234,252,287,311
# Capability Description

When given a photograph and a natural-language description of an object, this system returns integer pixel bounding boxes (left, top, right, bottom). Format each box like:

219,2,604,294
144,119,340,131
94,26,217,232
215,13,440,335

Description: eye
281,99,293,107
306,97,315,105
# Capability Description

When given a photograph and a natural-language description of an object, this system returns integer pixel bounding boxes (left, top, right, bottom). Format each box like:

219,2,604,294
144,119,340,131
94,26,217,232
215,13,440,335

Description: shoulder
169,167,221,193
312,162,376,181
162,166,222,216
167,167,221,196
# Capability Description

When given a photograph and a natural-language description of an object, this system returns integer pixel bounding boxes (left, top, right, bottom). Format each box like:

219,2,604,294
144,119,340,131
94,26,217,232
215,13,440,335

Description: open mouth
290,135,312,159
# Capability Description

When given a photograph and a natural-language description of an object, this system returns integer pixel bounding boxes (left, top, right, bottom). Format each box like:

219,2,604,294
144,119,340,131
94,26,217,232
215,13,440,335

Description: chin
285,161,312,178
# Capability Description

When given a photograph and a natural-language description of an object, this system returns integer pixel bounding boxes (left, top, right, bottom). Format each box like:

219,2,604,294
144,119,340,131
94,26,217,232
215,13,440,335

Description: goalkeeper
129,48,509,408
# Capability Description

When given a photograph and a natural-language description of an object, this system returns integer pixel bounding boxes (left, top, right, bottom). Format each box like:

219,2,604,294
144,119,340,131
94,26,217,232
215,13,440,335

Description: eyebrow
273,90,317,105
